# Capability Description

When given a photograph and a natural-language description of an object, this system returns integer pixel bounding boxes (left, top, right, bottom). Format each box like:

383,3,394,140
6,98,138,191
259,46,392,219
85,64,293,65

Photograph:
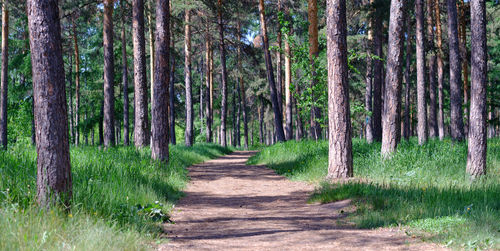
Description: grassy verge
248,138,500,250
0,142,231,251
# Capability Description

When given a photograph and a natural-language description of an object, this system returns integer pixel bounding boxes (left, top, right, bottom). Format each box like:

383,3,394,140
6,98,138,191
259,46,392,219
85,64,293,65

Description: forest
0,0,499,250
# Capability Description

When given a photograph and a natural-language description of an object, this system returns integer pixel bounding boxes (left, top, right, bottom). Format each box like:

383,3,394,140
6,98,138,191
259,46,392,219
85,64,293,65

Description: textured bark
205,25,212,143
68,54,74,142
326,0,352,179
308,0,321,140
184,8,193,146
416,0,428,145
151,0,169,161
28,0,72,208
403,13,412,140
365,2,374,144
459,0,469,134
169,1,176,145
447,0,465,141
121,0,130,146
466,0,487,178
372,10,383,141
148,0,154,110
381,0,406,156
0,0,8,149
72,18,80,145
218,0,228,146
427,0,438,138
284,30,293,141
434,0,445,140
133,0,149,147
237,20,249,149
259,102,264,144
103,0,115,147
276,0,283,116
258,0,286,142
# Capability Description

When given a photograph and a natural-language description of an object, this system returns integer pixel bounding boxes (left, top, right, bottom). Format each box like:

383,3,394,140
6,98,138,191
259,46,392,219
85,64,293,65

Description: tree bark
447,0,465,141
416,0,428,145
218,0,228,146
72,17,80,146
466,0,487,178
276,0,283,116
103,0,115,147
365,1,374,143
0,0,8,149
427,0,438,138
381,0,406,156
403,13,412,140
435,0,445,140
308,0,321,140
148,0,154,113
259,101,264,144
28,0,72,208
258,0,286,142
237,20,249,149
372,9,383,142
326,0,352,179
121,0,129,146
133,0,149,147
205,24,212,143
284,27,293,141
459,0,469,134
184,8,193,146
169,1,176,145
151,0,170,161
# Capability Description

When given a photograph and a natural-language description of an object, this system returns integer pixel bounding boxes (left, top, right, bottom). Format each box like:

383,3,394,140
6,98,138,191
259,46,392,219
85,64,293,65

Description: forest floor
158,151,446,250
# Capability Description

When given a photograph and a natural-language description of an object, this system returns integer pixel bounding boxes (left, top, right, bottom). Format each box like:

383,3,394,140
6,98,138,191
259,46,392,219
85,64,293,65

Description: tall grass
248,138,500,249
0,142,231,250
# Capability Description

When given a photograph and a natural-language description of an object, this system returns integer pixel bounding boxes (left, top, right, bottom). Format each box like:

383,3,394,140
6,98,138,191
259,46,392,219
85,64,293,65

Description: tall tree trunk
169,1,176,145
218,0,229,146
326,0,352,179
258,0,286,142
381,0,406,156
205,24,212,143
435,0,445,140
148,0,154,113
99,100,103,145
133,0,149,147
28,0,72,208
0,0,8,149
427,0,438,138
151,0,169,161
403,13,412,140
184,8,193,146
416,0,428,145
103,0,115,147
284,26,293,141
122,0,130,146
237,20,249,149
466,0,487,178
365,1,374,143
459,0,469,134
259,101,264,144
372,9,383,141
308,0,321,140
72,17,80,146
68,54,74,143
447,0,465,141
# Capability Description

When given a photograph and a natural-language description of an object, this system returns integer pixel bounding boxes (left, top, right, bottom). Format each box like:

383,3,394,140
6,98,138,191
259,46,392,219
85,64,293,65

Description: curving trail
159,151,446,251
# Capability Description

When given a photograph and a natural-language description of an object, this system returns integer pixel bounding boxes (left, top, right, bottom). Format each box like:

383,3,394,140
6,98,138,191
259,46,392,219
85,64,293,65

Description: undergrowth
0,142,231,250
248,138,500,250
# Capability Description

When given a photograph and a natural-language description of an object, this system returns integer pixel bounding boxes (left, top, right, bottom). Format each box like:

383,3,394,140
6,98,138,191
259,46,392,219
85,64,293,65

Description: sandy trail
159,151,445,251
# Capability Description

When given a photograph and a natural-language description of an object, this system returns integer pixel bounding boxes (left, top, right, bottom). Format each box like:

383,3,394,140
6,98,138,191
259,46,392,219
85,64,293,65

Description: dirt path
159,151,446,251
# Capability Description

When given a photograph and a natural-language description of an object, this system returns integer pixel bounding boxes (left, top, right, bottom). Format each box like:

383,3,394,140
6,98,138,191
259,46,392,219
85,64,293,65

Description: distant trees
27,0,72,208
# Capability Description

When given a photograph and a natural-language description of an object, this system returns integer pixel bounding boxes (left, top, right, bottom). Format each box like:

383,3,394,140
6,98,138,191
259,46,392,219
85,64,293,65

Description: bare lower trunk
435,0,445,140
427,0,438,138
403,13,412,140
184,8,193,146
205,27,212,143
459,0,469,135
103,0,115,147
151,0,169,161
372,16,383,141
466,0,487,178
72,18,80,146
121,1,130,146
237,19,249,149
326,0,352,179
0,0,8,149
365,19,373,143
218,0,228,147
169,2,176,145
284,33,293,141
416,0,428,145
28,0,72,208
381,0,406,156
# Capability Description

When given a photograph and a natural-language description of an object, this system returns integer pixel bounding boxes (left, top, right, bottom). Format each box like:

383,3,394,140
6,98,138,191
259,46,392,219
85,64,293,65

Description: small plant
136,201,173,223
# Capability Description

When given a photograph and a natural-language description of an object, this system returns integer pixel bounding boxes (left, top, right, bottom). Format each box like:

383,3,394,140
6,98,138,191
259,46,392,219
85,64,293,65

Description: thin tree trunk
416,0,428,145
218,0,228,147
121,0,130,146
237,20,249,149
259,102,264,144
169,1,176,145
308,0,321,140
403,13,412,140
133,0,149,147
447,0,465,141
184,8,193,146
381,0,406,156
0,0,8,149
28,0,72,208
72,17,80,146
435,0,445,140
427,0,438,138
459,0,469,135
99,100,103,145
205,24,212,143
488,105,495,138
276,0,283,117
68,54,74,143
326,0,352,179
148,0,154,113
365,2,374,143
372,12,383,141
103,0,115,147
151,0,169,161
466,0,487,178
258,0,286,142
284,27,293,141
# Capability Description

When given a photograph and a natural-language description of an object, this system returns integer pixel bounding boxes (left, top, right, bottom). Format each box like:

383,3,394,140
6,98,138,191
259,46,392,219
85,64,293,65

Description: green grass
0,142,231,251
248,138,500,250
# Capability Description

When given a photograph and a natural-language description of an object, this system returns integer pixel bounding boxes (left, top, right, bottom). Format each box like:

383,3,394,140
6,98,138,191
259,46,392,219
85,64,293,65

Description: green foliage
249,139,500,249
0,143,231,250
